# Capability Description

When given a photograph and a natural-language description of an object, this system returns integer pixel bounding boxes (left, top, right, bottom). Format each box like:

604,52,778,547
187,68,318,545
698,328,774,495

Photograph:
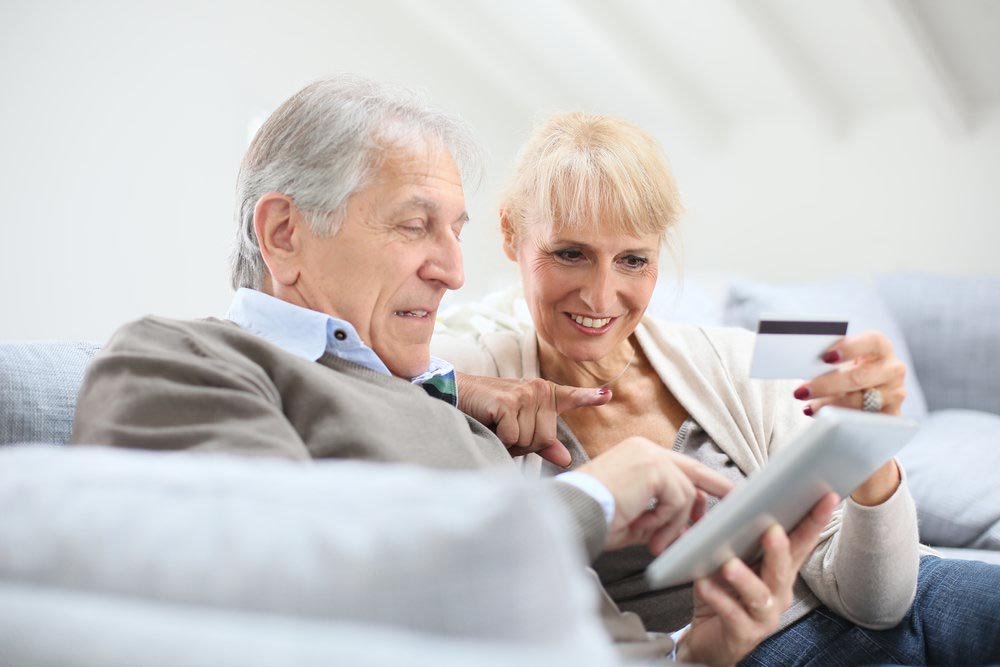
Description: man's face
295,145,466,378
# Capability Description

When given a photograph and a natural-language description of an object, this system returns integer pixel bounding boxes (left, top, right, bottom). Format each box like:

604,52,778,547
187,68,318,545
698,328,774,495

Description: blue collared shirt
225,288,455,383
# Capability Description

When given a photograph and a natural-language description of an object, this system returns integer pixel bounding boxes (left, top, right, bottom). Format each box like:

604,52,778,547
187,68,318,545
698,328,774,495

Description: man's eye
620,255,648,269
399,221,427,237
555,249,584,262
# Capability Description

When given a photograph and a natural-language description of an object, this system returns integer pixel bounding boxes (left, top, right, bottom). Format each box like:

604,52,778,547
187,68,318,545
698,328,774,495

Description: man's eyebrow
390,196,468,224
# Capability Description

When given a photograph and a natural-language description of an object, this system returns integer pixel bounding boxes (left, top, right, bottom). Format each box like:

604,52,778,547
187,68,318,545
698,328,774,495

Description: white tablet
644,406,919,590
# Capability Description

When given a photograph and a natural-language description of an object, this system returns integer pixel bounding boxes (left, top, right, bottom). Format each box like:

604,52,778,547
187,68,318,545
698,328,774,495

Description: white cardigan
434,316,924,629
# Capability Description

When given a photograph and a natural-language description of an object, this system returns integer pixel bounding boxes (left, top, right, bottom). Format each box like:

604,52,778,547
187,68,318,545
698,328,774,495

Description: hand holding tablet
645,407,919,590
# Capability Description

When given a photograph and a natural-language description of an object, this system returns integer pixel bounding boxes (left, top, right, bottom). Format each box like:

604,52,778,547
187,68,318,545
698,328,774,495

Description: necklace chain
596,343,637,389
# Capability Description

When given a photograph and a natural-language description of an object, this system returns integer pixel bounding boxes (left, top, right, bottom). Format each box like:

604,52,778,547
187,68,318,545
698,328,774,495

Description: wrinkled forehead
370,121,476,193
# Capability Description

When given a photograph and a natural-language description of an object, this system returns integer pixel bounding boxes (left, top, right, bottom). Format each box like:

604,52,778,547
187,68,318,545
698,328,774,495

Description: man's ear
253,193,302,287
499,209,519,262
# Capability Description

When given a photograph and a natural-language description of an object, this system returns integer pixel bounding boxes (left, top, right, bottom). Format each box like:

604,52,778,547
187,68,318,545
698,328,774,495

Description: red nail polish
822,350,841,364
794,386,810,400
804,406,814,417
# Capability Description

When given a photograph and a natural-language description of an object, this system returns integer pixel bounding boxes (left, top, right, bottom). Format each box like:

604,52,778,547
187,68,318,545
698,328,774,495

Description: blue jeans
741,556,1000,666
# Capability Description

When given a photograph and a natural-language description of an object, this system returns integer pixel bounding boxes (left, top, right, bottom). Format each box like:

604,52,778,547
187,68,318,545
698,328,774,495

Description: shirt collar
225,288,454,382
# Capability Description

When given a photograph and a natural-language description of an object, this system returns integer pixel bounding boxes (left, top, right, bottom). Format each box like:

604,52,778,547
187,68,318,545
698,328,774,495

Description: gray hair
230,75,483,290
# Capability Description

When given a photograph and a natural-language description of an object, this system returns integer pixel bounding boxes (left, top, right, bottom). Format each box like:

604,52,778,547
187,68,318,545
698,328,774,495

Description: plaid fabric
418,371,458,407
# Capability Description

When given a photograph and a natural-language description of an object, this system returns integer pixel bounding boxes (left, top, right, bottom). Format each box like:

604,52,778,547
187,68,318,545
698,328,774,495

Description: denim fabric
741,556,1000,666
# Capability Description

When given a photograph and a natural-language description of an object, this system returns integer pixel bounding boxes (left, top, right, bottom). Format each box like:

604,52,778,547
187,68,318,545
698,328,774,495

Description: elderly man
71,76,832,664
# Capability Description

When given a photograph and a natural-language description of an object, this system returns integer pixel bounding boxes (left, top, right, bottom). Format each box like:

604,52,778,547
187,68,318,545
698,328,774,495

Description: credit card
749,318,849,380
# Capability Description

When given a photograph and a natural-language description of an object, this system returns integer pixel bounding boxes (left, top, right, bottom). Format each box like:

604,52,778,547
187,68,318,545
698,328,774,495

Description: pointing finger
554,384,613,415
669,455,735,499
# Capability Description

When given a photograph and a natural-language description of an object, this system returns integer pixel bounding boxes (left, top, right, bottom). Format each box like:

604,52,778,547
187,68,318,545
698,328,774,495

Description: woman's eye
620,255,648,270
555,249,584,262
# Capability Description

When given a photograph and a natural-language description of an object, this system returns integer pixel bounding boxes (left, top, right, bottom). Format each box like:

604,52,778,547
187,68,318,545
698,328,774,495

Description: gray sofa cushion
0,342,100,445
878,273,1000,415
899,409,1000,550
724,277,929,420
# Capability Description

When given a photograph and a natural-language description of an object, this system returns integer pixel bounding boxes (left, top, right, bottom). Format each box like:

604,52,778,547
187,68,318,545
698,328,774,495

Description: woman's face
507,216,661,363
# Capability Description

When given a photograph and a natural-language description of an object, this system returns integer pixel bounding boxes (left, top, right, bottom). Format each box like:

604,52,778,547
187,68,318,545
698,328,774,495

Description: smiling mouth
566,313,614,330
394,310,430,318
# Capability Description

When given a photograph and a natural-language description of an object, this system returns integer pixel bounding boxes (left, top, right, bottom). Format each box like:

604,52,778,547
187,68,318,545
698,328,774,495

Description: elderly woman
435,113,1000,666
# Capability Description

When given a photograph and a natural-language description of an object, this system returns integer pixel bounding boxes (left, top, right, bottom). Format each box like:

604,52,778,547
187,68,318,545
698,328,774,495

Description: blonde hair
501,112,682,243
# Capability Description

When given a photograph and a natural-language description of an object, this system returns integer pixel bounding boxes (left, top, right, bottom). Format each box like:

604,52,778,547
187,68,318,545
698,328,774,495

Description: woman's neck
537,335,638,389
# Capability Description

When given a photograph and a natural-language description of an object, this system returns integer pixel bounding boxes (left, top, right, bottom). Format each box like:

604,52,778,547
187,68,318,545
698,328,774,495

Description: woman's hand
792,331,906,505
677,493,839,667
454,372,612,467
793,330,907,417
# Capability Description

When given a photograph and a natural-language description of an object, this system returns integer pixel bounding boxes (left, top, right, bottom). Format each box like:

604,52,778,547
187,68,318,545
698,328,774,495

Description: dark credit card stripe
758,320,848,335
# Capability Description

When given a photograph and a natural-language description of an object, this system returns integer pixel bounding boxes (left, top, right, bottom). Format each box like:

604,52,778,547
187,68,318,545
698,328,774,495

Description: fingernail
822,350,841,364
794,386,810,400
804,406,814,417
597,387,611,396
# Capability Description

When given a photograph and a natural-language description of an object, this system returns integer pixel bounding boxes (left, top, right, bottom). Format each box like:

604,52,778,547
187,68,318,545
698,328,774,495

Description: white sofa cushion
0,581,614,667
0,445,616,663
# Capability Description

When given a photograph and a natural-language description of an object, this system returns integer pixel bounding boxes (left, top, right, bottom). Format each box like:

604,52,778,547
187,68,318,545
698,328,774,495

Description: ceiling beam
566,0,732,147
729,0,850,138
873,0,973,135
390,0,557,120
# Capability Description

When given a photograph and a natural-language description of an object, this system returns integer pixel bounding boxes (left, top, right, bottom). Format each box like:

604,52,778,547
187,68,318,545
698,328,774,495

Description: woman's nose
578,265,613,313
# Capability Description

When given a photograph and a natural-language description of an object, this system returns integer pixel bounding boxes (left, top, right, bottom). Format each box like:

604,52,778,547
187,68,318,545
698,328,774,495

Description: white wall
1,2,997,342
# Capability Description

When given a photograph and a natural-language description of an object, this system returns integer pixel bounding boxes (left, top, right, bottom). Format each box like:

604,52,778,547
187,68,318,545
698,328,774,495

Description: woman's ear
253,193,302,287
499,208,518,262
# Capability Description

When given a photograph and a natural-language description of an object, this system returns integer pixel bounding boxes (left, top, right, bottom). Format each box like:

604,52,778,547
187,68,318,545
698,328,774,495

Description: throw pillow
878,273,1000,415
0,342,101,445
898,409,1000,550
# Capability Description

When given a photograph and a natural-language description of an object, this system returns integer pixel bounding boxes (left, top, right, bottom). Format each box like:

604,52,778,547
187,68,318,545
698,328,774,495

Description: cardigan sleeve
691,323,920,629
764,370,921,629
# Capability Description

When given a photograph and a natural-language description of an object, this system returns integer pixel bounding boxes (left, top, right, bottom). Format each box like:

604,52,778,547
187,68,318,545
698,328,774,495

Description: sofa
0,346,623,666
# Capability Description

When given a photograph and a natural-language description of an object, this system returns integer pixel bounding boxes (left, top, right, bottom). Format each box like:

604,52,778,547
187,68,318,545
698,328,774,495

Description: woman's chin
553,340,617,364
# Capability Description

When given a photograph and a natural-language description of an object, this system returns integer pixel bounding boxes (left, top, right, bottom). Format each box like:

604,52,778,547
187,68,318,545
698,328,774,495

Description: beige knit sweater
433,317,925,630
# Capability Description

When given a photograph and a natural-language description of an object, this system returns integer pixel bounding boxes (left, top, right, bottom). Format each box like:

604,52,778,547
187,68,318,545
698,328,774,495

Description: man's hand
677,493,839,667
577,437,735,552
455,373,612,467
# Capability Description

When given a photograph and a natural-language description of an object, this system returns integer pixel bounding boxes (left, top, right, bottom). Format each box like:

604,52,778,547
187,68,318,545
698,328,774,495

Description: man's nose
421,233,464,290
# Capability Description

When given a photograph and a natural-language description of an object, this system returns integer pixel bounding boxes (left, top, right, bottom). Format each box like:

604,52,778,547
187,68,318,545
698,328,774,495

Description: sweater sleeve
70,318,311,461
767,388,921,629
